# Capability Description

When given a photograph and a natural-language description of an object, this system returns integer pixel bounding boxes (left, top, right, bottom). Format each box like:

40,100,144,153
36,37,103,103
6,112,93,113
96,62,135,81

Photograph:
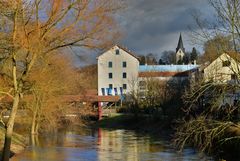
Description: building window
101,88,105,96
123,61,127,68
116,49,120,55
123,72,127,78
109,84,113,89
222,60,231,67
108,61,112,68
123,84,127,90
109,73,113,79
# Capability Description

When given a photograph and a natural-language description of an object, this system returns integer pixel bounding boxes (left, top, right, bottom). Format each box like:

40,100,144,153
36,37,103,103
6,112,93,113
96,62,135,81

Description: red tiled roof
138,71,190,77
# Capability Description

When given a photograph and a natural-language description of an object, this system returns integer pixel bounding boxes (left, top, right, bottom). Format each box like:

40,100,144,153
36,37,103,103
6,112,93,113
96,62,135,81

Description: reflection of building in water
97,129,152,161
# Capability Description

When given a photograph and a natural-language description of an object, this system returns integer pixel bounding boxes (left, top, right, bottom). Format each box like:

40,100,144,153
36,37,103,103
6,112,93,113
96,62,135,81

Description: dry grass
174,116,240,153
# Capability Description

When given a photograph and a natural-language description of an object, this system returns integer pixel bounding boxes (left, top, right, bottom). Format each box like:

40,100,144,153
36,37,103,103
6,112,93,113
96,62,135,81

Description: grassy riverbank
96,114,174,137
0,126,27,158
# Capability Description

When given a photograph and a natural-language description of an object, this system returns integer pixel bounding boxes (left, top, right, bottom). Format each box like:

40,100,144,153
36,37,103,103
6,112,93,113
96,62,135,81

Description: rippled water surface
12,128,213,161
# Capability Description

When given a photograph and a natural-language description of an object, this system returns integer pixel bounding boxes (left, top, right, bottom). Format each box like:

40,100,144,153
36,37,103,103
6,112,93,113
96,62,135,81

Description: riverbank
95,113,174,137
0,126,27,158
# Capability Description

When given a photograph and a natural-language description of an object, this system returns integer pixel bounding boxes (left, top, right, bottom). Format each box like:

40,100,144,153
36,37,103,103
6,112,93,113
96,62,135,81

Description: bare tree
0,0,122,160
74,64,98,94
160,51,176,64
190,0,240,53
200,35,233,63
127,77,185,115
174,53,240,157
209,0,240,51
27,54,76,134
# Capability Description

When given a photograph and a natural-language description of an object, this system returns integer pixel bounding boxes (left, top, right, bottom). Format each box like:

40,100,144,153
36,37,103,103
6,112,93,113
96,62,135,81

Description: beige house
203,53,240,83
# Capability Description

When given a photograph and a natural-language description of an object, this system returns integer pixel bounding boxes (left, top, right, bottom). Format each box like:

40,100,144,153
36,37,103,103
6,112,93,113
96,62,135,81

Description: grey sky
75,0,215,66
118,0,214,55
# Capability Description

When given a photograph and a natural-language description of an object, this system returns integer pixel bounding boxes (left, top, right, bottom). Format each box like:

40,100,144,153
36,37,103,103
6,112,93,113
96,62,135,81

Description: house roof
139,71,190,77
97,45,140,60
139,65,199,72
117,45,140,60
201,52,238,71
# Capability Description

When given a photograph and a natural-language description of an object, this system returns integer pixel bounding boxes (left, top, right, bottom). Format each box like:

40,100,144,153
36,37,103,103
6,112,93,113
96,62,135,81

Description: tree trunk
35,121,39,135
1,94,20,161
31,107,38,135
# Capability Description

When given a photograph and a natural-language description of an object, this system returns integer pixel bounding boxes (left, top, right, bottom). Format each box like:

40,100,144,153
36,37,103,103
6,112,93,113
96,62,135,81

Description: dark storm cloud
118,0,214,56
75,0,214,66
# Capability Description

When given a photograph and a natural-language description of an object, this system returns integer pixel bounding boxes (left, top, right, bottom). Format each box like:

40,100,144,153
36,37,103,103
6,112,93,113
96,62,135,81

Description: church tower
176,33,185,64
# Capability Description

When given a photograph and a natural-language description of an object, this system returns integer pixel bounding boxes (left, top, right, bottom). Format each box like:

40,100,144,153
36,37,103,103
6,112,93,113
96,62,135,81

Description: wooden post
97,128,102,145
98,102,102,120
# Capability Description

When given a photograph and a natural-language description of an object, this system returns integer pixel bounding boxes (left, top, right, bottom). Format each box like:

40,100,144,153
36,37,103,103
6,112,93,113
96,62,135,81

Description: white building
97,45,199,97
96,43,240,108
97,45,139,96
138,65,199,95
203,53,240,83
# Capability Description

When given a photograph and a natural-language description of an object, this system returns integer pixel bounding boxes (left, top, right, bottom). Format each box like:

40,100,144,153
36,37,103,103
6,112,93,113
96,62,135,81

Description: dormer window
222,60,231,67
116,49,120,55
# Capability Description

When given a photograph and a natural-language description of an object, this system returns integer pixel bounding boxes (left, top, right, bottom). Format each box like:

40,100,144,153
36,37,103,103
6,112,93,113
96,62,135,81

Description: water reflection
97,129,211,161
11,128,212,161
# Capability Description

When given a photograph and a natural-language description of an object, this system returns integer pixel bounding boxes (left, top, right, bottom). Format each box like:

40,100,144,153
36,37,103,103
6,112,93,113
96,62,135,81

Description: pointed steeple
176,33,185,53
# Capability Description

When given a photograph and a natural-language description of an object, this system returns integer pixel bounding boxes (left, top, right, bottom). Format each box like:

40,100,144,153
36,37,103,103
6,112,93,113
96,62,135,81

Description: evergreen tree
158,59,165,65
190,47,198,62
183,55,190,64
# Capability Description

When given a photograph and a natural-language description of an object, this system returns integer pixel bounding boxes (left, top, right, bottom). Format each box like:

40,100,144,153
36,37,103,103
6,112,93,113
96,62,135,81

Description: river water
12,128,213,161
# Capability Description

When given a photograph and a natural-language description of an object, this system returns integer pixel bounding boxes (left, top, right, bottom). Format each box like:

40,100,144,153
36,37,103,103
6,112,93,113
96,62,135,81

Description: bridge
0,89,121,120
62,94,121,120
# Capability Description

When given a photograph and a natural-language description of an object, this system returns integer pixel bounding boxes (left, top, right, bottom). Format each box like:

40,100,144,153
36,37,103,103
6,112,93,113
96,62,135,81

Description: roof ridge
115,45,140,60
97,44,140,60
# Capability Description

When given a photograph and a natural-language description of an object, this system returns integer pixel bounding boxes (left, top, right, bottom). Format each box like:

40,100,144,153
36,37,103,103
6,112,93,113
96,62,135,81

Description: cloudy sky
118,0,214,55
75,0,215,66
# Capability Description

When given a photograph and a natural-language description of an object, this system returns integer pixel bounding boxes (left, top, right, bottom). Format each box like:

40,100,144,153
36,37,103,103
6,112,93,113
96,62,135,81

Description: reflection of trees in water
97,129,165,161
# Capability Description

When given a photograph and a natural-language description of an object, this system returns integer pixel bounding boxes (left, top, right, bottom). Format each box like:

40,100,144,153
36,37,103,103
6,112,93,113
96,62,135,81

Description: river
11,128,213,161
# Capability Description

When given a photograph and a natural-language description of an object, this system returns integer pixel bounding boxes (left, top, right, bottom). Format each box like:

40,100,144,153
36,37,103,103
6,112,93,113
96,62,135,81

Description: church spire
176,33,185,53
